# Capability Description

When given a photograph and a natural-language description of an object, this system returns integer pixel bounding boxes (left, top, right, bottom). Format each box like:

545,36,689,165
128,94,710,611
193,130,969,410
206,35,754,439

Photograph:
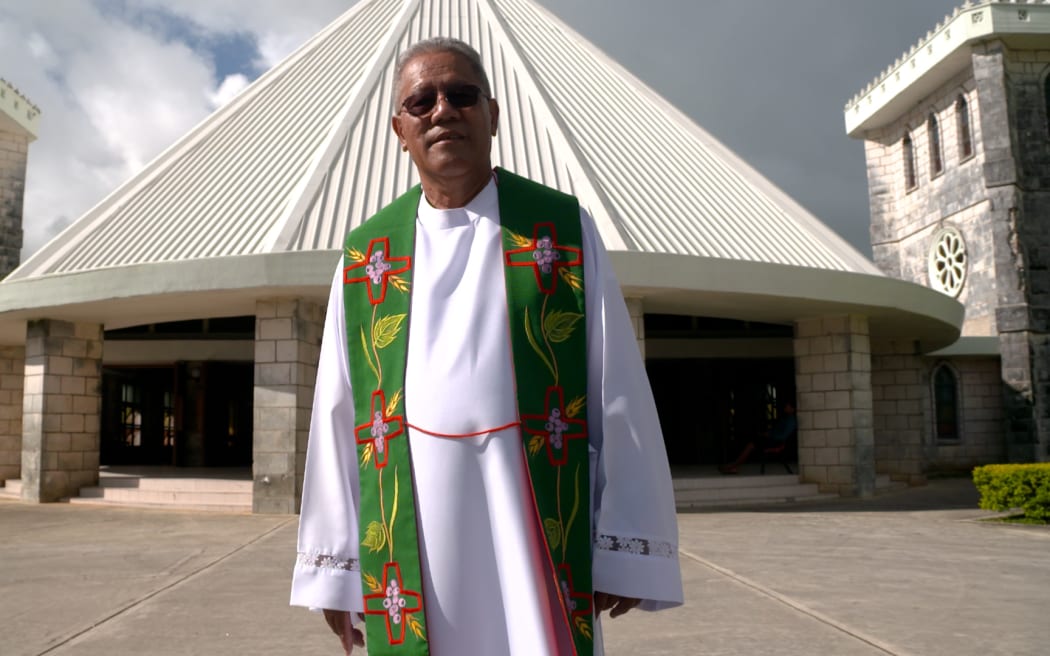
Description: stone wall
925,356,1004,471
871,340,928,484
793,315,875,496
253,299,323,514
0,129,27,279
862,67,995,336
978,42,1050,461
861,39,1050,462
0,346,24,481
20,320,102,502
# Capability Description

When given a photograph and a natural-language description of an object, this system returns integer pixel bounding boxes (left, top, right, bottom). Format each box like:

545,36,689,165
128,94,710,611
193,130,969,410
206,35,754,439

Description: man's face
391,50,499,184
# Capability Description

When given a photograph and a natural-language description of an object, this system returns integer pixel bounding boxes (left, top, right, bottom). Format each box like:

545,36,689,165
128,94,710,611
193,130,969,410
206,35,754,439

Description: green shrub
972,464,1050,521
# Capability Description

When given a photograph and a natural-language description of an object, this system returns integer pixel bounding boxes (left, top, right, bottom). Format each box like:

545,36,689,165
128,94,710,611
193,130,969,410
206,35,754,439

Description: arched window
928,114,943,176
1045,75,1050,136
956,95,973,160
903,132,917,190
933,364,960,441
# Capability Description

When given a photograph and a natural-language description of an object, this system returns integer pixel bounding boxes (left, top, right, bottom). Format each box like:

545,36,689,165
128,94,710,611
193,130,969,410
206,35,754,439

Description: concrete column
253,299,323,514
624,297,645,359
0,345,25,482
871,340,929,484
793,315,875,497
21,320,103,502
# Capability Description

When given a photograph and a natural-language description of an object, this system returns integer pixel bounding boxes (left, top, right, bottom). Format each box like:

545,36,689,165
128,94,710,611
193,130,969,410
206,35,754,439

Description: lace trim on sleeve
297,552,360,572
595,533,676,558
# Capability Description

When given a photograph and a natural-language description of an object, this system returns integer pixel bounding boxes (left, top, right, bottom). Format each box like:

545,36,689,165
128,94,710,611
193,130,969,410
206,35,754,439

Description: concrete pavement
2,478,1047,655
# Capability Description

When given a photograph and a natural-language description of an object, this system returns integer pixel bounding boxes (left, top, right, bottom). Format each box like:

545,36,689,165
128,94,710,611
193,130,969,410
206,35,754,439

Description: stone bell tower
0,78,40,280
845,1,1050,463
0,78,39,484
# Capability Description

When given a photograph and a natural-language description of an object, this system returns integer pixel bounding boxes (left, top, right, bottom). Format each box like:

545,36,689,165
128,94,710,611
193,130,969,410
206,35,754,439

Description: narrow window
903,133,917,190
956,95,973,159
1045,75,1050,136
121,383,143,447
933,365,959,441
928,114,943,176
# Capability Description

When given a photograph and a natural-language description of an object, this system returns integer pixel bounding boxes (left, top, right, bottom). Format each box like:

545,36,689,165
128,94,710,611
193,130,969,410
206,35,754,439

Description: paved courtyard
2,478,1047,655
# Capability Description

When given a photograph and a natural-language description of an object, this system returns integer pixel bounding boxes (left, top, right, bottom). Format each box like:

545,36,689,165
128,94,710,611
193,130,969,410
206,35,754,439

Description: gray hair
391,37,491,110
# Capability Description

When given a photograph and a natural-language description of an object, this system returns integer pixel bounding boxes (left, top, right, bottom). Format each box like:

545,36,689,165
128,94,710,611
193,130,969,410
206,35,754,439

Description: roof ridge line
9,1,376,280
258,0,422,253
484,0,630,250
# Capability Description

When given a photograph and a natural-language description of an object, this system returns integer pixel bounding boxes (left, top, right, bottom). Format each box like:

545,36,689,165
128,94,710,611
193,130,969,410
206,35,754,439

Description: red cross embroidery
362,562,424,645
505,222,583,295
354,390,404,469
344,236,411,305
521,386,587,466
557,563,592,619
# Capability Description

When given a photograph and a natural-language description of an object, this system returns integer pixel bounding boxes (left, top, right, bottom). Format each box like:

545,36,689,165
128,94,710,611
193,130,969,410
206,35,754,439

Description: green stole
342,168,593,655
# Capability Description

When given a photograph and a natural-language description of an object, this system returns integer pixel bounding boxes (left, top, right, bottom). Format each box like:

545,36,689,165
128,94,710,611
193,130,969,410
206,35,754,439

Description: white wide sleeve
582,210,684,611
290,264,364,612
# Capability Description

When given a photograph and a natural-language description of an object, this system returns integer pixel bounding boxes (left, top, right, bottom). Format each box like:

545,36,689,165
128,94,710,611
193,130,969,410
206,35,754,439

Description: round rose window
928,227,967,297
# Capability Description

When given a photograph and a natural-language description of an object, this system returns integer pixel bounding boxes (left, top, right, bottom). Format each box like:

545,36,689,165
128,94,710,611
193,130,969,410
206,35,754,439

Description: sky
1,0,966,260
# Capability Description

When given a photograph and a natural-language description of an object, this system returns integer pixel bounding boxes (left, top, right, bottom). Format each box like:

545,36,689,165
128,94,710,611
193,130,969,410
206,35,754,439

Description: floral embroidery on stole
343,169,592,655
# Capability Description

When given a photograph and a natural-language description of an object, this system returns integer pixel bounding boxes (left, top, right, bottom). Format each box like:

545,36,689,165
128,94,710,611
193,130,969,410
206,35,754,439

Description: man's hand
322,609,365,655
593,591,641,618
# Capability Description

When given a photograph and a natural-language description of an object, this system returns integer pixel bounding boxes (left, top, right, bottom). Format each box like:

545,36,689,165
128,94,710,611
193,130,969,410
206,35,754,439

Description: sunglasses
400,84,486,117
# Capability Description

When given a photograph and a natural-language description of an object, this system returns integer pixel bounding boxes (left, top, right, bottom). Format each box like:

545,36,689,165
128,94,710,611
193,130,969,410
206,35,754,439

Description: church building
3,0,1012,513
845,0,1050,467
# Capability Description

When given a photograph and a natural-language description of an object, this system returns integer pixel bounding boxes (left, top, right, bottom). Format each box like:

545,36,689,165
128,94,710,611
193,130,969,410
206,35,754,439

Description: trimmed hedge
972,463,1050,521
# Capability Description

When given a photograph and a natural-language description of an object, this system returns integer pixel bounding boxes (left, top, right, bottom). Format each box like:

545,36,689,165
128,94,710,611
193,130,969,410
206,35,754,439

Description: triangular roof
10,0,880,282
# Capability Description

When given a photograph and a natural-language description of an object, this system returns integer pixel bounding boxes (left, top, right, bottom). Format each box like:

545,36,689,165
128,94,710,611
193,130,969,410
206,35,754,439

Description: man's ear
489,98,499,136
391,115,407,151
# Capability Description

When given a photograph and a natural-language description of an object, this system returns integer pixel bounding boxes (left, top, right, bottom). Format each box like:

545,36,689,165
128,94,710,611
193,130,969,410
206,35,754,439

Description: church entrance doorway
101,361,254,468
647,357,796,467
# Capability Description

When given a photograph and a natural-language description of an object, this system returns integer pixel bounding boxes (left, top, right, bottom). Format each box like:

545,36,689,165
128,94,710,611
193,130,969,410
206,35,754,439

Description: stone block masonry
794,315,875,496
925,356,1003,470
871,340,928,484
253,299,323,514
20,320,102,502
0,346,25,482
0,129,28,279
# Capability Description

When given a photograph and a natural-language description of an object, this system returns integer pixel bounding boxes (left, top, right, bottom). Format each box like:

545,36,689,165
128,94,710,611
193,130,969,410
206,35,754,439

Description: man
719,401,797,474
291,37,682,655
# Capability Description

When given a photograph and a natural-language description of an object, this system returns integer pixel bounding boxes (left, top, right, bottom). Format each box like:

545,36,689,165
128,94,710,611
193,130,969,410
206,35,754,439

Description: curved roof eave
610,251,963,352
0,251,341,344
0,250,961,351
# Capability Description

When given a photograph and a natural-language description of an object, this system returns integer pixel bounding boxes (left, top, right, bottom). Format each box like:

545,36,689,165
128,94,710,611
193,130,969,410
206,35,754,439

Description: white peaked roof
10,0,880,281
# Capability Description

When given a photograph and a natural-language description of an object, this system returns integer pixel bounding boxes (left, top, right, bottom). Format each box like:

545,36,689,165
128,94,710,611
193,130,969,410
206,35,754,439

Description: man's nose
429,93,459,121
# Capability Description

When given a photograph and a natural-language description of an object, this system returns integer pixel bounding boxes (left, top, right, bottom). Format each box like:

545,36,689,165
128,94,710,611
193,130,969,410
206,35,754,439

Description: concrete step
67,469,253,512
76,485,250,504
671,466,839,509
676,481,823,504
95,474,251,493
67,497,251,513
673,473,799,491
677,492,836,510
0,479,22,499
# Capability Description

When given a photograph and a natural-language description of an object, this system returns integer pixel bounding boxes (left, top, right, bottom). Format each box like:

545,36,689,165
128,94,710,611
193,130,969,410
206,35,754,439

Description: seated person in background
718,401,797,474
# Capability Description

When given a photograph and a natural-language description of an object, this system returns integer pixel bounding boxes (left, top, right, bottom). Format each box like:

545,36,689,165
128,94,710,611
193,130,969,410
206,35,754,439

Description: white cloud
131,0,352,66
0,1,349,261
209,73,251,109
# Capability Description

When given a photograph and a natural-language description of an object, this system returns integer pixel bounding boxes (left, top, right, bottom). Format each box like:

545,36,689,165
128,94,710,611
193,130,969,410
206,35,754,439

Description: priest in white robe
291,37,682,656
